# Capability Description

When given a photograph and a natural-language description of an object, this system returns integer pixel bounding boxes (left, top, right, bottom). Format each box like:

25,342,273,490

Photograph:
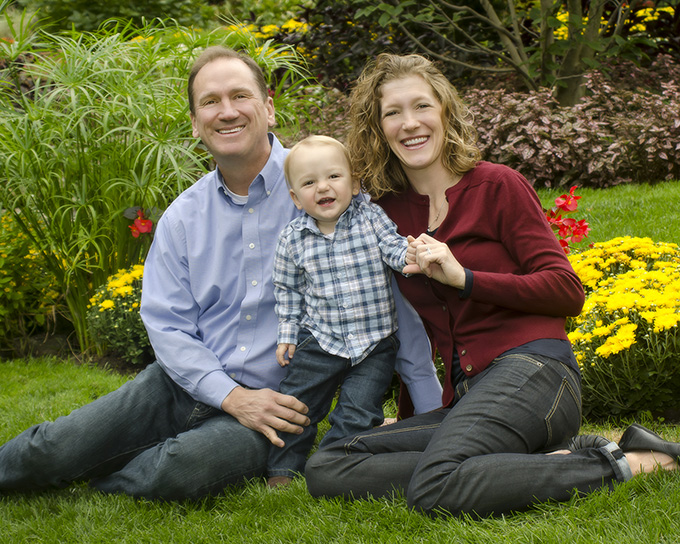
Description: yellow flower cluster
86,264,152,365
89,264,144,312
226,19,310,41
568,237,680,362
630,6,675,33
553,5,675,41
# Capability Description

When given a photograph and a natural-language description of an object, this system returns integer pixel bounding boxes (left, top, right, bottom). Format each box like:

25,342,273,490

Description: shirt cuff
459,268,474,299
196,369,239,410
405,374,444,414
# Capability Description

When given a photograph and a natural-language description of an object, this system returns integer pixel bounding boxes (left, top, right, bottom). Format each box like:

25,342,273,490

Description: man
0,46,441,500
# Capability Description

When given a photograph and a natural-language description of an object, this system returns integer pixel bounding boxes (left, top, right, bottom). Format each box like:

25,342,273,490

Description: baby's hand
403,235,424,275
405,235,417,265
276,343,296,367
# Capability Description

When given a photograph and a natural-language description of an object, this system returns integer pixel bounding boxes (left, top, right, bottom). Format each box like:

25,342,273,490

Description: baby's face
288,145,359,234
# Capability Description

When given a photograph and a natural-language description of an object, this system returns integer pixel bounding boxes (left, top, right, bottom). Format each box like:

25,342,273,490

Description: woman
305,53,680,518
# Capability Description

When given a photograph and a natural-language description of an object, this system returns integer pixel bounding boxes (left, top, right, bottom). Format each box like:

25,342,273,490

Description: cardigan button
465,364,473,372
461,349,467,356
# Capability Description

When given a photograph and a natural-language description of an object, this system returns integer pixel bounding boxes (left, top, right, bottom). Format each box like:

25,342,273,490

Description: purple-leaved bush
467,55,680,188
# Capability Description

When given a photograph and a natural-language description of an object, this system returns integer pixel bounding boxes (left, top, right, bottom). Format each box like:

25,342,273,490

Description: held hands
403,233,466,289
276,343,295,367
221,386,310,448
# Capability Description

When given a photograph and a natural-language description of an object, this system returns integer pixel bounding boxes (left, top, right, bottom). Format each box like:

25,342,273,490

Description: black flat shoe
618,423,680,461
567,434,612,451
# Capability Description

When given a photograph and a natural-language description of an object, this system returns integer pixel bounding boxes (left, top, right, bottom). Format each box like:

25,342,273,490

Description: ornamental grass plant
0,14,318,354
568,237,680,418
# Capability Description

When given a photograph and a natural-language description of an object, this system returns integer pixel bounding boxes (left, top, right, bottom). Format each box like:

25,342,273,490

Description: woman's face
379,75,445,177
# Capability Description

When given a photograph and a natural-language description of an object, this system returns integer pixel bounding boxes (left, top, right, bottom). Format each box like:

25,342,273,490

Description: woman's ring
426,246,432,256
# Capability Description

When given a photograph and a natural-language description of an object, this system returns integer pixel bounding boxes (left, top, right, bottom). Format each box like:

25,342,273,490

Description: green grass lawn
2,181,680,543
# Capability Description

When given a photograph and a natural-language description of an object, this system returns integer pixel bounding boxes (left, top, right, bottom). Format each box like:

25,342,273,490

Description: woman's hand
403,233,466,289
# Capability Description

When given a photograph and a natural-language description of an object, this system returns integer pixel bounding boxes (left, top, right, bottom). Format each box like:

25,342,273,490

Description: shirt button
229,373,236,379
251,280,258,286
249,243,255,249
442,306,447,311
245,315,252,321
248,208,254,214
240,346,246,352
465,364,473,372
347,334,354,339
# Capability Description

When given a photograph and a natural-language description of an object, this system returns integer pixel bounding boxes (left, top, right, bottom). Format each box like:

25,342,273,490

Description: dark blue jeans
268,329,398,479
306,353,626,517
0,362,270,499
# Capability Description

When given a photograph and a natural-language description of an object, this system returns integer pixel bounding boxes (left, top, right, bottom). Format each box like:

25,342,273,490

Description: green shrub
273,0,425,93
86,264,153,366
0,211,59,355
568,237,680,418
16,0,212,32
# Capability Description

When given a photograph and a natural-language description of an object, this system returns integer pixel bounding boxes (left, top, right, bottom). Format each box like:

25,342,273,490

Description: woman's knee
304,449,337,498
406,463,470,517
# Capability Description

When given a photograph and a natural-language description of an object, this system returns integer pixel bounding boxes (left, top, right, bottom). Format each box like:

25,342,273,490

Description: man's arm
392,275,443,414
141,209,310,445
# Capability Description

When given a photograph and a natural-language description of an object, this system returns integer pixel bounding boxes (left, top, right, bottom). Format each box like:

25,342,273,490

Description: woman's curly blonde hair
347,53,481,199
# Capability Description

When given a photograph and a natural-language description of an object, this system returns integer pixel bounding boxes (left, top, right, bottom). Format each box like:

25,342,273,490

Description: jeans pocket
186,402,219,429
543,363,582,446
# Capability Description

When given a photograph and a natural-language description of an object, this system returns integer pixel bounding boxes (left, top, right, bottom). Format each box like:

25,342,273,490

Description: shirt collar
213,133,287,203
294,197,361,236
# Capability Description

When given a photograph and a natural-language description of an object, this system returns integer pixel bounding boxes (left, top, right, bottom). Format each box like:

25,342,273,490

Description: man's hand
221,386,309,448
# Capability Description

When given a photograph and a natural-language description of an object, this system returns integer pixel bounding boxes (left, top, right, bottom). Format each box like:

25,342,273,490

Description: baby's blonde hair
284,135,353,188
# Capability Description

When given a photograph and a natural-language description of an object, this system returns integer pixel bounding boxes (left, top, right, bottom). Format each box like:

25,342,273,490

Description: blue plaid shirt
274,198,408,365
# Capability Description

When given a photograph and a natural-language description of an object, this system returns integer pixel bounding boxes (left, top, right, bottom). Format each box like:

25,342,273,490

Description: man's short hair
187,46,269,115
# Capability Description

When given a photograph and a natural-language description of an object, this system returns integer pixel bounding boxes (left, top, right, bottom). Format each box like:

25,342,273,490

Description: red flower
128,209,153,238
543,186,589,254
134,209,153,234
555,186,581,213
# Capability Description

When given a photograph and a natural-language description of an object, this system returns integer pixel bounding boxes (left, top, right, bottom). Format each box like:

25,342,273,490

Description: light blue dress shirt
141,134,442,412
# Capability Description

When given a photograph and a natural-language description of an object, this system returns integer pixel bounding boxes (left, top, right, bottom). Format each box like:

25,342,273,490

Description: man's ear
266,97,276,128
190,114,200,138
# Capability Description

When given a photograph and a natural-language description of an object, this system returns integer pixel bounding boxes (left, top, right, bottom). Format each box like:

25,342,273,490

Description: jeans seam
343,424,441,456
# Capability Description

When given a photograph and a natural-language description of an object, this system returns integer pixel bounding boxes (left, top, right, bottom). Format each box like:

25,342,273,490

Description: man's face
190,57,275,167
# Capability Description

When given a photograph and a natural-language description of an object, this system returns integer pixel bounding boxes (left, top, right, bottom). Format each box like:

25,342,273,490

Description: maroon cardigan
377,162,585,410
